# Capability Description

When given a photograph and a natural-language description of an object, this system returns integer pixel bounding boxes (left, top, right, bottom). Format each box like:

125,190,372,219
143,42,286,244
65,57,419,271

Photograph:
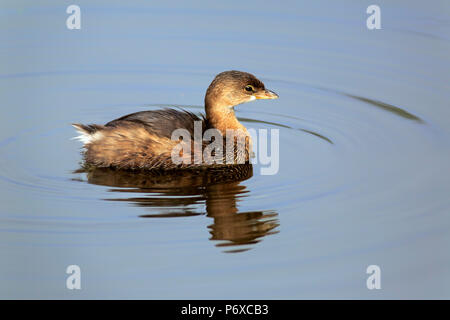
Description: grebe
73,70,278,170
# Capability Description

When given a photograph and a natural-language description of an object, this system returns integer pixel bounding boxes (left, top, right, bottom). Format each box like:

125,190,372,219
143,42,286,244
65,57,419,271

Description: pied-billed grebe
73,70,278,170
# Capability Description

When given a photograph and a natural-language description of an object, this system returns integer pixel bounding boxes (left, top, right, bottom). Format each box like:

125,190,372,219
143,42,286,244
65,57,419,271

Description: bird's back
105,108,204,138
73,109,205,170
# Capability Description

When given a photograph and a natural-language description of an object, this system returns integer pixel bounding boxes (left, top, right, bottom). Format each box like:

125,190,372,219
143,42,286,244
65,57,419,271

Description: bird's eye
245,85,254,92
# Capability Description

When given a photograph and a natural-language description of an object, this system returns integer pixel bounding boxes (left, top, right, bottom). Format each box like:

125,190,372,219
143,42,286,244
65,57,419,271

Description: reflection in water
76,165,279,253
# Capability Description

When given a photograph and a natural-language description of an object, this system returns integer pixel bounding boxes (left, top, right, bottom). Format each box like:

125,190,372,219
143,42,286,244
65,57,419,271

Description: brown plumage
73,70,278,170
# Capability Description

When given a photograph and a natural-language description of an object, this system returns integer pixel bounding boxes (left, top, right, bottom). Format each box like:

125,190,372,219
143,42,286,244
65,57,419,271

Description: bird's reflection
77,165,279,253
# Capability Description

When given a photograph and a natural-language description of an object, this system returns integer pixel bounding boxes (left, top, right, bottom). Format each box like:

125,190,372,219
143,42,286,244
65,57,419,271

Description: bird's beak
255,89,279,100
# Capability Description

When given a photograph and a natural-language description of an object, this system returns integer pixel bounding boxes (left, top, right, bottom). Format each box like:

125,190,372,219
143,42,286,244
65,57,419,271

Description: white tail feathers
71,124,103,144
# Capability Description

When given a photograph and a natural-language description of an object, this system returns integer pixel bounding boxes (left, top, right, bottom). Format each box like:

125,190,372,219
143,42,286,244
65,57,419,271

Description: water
1,0,449,299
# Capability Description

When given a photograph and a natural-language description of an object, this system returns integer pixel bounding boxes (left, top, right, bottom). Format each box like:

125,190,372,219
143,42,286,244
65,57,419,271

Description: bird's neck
205,104,247,136
205,101,253,162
